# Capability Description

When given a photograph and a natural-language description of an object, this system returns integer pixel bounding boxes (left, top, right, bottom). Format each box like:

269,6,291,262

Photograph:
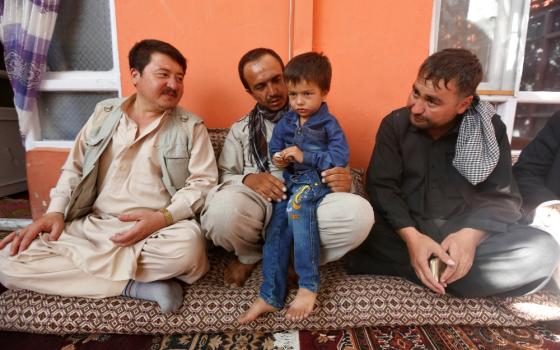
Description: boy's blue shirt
269,102,349,175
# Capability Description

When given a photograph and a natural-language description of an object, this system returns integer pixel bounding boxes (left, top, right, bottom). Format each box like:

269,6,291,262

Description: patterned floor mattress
1,251,558,335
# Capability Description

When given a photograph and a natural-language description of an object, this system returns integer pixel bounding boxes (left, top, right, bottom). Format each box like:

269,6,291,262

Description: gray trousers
201,184,374,265
346,224,559,297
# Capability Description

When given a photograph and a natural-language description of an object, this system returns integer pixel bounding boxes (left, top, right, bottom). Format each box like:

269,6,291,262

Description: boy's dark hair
418,48,482,97
128,39,186,74
238,48,284,91
284,52,331,92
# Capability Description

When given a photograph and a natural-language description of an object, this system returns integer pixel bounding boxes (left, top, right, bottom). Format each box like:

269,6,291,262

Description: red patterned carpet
0,323,559,349
299,325,560,349
0,196,31,219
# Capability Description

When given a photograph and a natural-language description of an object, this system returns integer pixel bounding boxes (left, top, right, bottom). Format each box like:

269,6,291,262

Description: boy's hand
272,152,290,168
281,146,304,163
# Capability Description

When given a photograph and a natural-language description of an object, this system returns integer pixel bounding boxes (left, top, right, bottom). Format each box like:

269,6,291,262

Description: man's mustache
162,88,178,97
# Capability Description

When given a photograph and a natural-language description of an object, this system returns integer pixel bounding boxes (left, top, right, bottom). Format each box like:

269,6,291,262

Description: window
34,0,120,147
512,103,558,148
520,2,560,92
434,0,526,92
433,0,560,151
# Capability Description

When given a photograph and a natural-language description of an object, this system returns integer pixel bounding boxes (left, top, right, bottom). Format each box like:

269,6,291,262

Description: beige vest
65,97,203,221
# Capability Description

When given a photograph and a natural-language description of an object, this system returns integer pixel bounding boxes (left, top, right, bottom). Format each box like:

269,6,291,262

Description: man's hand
321,167,352,192
0,212,65,255
399,226,456,294
243,172,286,202
532,201,560,233
439,228,485,285
110,209,167,247
280,146,304,163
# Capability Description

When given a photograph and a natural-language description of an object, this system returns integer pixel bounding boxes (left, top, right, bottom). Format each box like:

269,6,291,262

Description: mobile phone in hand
429,257,445,282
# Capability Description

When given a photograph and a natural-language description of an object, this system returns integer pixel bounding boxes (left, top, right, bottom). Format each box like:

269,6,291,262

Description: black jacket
363,107,522,263
513,111,560,221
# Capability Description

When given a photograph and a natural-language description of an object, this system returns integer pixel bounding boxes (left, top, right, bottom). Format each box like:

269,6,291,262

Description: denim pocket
304,130,328,151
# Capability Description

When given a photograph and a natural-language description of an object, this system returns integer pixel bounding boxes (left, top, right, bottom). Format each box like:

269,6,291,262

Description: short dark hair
418,48,482,97
128,39,186,74
238,48,284,91
284,52,331,92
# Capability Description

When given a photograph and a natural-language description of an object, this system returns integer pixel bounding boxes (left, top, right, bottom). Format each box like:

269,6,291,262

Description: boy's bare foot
286,288,317,322
224,259,256,287
238,297,278,324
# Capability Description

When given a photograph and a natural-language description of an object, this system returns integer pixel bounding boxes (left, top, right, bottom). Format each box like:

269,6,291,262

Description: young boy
238,52,349,323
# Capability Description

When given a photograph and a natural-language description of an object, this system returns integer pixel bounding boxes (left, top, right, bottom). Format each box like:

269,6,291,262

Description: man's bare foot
238,297,278,324
286,288,317,322
224,259,256,287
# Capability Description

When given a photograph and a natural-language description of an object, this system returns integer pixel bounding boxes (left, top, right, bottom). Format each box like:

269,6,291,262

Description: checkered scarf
452,98,500,185
248,103,288,172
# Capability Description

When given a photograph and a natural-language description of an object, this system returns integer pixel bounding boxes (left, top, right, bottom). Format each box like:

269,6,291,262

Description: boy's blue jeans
259,170,330,308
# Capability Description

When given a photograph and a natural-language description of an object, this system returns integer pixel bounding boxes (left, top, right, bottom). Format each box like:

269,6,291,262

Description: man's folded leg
448,225,559,298
0,239,126,298
134,218,209,284
201,184,270,286
0,218,209,313
122,218,209,313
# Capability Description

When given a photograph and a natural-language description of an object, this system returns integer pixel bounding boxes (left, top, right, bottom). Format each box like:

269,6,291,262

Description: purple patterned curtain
0,0,59,147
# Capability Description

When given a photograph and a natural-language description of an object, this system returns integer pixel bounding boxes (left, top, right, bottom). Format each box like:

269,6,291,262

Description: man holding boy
0,40,217,313
239,52,349,323
346,48,559,297
201,48,373,287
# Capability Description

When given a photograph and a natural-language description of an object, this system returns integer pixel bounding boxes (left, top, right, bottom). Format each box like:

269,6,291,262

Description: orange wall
27,0,434,218
313,1,433,167
26,148,69,219
115,0,433,169
115,0,290,128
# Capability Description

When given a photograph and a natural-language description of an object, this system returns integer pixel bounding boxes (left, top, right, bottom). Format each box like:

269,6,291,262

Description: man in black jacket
346,48,559,297
513,112,560,222
513,112,560,287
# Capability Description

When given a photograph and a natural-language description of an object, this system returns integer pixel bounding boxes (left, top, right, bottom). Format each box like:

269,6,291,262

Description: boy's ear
321,90,329,101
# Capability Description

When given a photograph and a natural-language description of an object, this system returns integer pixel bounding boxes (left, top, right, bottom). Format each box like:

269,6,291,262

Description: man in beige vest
0,39,218,313
201,48,374,287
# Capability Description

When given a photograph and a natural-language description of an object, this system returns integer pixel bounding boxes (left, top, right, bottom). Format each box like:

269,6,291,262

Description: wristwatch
158,208,174,226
